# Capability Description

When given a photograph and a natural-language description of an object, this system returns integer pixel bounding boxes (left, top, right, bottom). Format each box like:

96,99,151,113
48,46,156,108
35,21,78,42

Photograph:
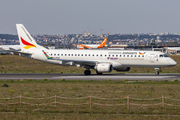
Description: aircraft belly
118,58,146,66
45,59,60,64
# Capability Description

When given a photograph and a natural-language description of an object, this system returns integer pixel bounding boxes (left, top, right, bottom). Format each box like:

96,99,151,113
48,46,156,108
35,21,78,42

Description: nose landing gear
155,68,160,75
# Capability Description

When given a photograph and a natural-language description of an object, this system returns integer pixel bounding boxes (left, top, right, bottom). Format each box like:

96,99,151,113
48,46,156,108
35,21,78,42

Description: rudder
16,24,39,51
100,33,108,46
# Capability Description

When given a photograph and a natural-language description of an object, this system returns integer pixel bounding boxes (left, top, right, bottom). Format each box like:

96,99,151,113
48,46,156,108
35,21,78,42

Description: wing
56,59,96,66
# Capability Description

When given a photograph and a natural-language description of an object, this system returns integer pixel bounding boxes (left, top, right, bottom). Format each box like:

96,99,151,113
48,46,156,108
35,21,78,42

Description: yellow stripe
23,45,36,49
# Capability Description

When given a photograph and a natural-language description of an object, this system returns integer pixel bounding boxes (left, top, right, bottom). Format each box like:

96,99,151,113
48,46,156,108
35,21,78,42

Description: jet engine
114,67,131,72
95,63,113,73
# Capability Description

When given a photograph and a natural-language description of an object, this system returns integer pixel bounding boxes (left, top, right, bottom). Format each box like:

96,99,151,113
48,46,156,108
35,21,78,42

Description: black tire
84,70,91,75
96,71,103,75
155,71,159,75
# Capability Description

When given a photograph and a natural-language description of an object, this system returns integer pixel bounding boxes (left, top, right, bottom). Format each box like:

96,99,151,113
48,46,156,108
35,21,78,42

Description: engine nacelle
114,67,131,72
95,63,113,73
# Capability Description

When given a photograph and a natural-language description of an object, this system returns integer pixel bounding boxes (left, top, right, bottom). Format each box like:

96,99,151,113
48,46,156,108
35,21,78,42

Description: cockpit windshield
159,54,169,57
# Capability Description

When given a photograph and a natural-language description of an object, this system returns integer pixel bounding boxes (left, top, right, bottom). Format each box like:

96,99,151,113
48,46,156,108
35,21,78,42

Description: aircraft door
150,54,155,63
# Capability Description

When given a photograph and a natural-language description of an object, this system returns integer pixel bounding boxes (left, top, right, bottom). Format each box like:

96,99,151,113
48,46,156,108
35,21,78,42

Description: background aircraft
76,34,108,49
0,45,21,51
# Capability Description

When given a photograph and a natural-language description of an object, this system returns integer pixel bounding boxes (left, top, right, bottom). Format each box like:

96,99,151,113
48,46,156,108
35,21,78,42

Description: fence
0,95,180,108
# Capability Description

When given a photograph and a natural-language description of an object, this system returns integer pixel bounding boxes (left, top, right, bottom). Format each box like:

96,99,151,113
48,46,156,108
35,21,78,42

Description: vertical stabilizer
97,33,108,48
100,33,108,46
16,24,43,51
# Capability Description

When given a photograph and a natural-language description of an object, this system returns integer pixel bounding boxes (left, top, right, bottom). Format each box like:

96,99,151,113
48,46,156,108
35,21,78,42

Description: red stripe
21,37,36,47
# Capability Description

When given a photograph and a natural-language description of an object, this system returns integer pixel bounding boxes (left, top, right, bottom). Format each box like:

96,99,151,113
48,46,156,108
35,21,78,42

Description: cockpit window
164,54,169,57
159,54,169,57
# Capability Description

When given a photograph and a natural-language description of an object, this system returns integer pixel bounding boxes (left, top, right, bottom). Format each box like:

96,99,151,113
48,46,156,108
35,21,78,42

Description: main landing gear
84,70,91,75
84,66,91,75
96,71,102,75
155,68,160,75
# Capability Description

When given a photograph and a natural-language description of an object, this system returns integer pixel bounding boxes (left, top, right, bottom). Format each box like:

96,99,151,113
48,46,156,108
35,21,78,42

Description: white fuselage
83,44,107,48
31,49,177,68
76,44,107,49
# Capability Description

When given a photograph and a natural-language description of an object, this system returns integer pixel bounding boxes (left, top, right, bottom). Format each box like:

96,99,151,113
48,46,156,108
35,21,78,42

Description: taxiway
0,73,179,81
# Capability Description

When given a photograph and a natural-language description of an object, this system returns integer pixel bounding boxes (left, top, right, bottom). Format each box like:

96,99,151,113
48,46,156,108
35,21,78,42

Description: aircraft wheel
155,68,160,75
96,71,103,75
155,71,159,75
84,70,91,75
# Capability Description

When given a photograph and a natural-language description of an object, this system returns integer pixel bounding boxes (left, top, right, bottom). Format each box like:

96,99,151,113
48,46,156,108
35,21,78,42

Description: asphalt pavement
0,73,179,81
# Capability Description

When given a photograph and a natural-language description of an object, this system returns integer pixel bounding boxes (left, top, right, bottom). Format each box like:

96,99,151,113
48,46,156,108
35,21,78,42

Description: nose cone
170,59,177,66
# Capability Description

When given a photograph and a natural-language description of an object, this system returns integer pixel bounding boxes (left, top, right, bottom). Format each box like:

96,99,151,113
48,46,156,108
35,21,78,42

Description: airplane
0,45,21,55
76,34,108,49
16,24,177,75
0,45,21,51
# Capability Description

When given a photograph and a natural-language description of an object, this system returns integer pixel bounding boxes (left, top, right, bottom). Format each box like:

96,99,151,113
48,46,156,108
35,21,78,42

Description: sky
0,0,180,35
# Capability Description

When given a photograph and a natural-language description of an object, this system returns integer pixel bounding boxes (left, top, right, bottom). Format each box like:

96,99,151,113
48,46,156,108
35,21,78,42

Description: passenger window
65,54,67,56
134,55,136,57
120,55,121,57
100,54,102,57
112,55,114,57
142,55,144,57
75,54,77,56
97,54,98,56
131,55,133,57
68,54,70,56
71,54,73,56
58,54,59,56
138,55,140,57
127,55,129,57
109,55,110,57
61,54,63,56
123,55,125,57
78,54,80,56
81,54,83,56
105,55,107,57
116,55,118,57
92,54,94,56
85,54,87,56
89,54,90,56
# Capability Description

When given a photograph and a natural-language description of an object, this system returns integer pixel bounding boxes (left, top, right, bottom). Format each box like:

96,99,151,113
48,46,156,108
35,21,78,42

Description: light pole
63,35,66,49
151,42,155,51
76,35,80,49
